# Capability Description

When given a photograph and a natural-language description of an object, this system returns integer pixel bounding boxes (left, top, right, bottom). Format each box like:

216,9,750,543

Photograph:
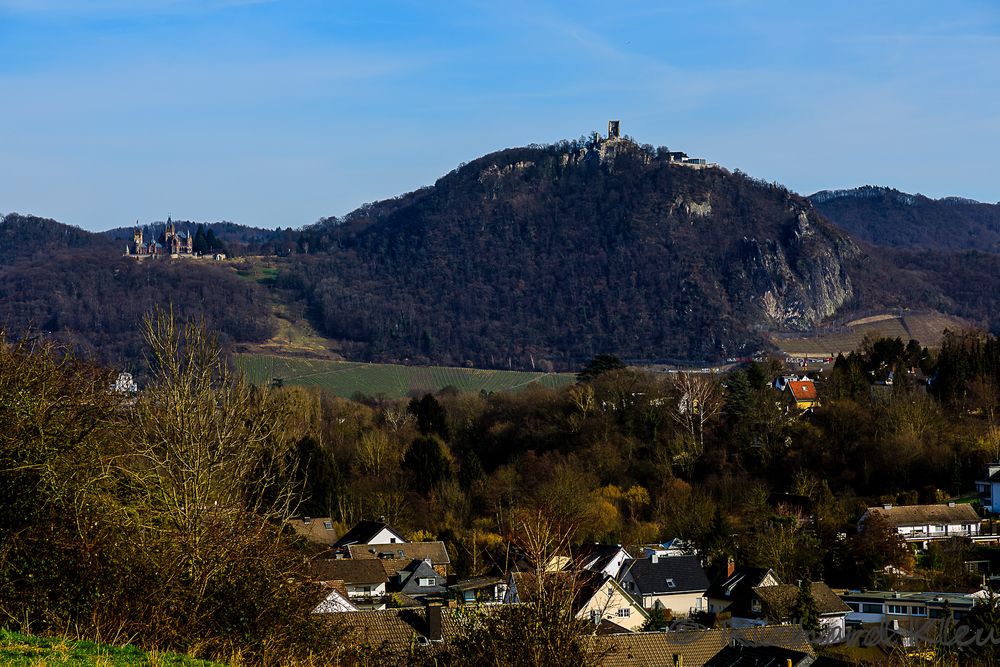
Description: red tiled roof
787,381,817,401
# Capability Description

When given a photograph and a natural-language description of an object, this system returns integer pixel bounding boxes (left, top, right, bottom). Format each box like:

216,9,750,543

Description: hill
285,135,868,367
0,214,277,366
809,185,1000,252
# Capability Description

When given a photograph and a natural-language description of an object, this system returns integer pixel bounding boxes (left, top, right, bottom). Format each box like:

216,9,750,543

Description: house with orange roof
774,376,819,411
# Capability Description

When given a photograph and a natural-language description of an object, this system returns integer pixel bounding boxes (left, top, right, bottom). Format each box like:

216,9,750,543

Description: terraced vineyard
236,354,576,398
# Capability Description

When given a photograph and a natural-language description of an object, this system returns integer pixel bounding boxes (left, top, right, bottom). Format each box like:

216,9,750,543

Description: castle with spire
125,217,194,257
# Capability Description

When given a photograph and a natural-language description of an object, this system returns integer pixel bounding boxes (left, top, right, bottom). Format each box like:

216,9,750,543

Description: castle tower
608,120,620,139
132,222,143,247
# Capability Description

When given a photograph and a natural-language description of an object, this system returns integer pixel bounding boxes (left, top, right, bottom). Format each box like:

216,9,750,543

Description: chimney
726,557,735,578
786,660,793,667
426,601,443,641
672,654,683,667
651,553,659,564
948,501,956,507
883,504,893,510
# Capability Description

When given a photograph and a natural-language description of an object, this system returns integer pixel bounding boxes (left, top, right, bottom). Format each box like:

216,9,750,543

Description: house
640,538,694,559
338,604,458,657
840,589,981,626
704,644,813,667
976,463,1000,513
705,562,780,618
394,559,449,599
286,516,338,549
311,580,358,613
307,559,389,608
774,376,819,411
333,519,407,547
751,582,851,644
504,571,648,632
574,543,633,578
597,625,814,667
347,541,451,577
449,575,504,605
859,503,981,548
617,554,710,616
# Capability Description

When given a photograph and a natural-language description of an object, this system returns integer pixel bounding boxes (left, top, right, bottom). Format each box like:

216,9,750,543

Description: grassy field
0,629,223,666
236,354,576,398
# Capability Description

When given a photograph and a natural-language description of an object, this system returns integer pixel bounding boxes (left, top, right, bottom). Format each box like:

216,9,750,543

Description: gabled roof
618,555,710,595
598,625,813,667
308,558,388,586
286,516,337,546
348,541,451,564
786,380,817,401
333,520,406,547
338,608,460,654
753,582,851,618
864,503,979,527
705,644,812,667
398,560,448,597
706,567,775,601
573,543,630,574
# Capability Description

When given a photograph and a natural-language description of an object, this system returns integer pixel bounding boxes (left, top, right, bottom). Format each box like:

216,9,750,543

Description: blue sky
1,0,997,231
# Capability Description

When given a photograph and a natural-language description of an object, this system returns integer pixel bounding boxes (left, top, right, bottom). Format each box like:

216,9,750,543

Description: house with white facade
333,519,407,547
859,503,981,548
616,554,709,617
573,543,632,579
504,571,648,632
976,464,1000,513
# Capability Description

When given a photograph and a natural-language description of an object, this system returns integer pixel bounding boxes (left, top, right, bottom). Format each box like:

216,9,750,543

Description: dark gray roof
706,567,775,601
705,644,812,667
334,520,405,547
574,543,628,573
398,560,448,597
618,555,710,595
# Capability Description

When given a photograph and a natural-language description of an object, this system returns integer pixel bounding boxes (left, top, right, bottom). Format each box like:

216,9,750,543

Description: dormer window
324,521,333,530
419,577,436,587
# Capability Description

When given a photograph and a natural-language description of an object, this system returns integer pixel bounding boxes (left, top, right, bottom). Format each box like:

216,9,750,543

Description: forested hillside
0,214,275,365
284,137,867,367
810,186,1000,252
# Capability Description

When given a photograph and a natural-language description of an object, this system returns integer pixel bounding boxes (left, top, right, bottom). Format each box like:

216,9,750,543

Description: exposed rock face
301,135,866,364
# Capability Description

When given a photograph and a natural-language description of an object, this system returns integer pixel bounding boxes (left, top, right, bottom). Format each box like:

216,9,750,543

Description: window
846,602,859,612
929,609,945,619
861,603,882,614
323,521,333,530
911,606,927,616
626,581,635,591
390,537,397,543
888,604,907,615
617,608,631,618
665,578,676,589
751,598,761,612
419,577,436,587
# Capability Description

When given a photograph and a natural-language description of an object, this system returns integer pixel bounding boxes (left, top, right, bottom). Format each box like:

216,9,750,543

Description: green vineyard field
235,354,576,398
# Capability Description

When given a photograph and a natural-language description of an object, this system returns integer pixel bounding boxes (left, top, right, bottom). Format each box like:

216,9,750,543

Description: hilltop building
125,218,194,257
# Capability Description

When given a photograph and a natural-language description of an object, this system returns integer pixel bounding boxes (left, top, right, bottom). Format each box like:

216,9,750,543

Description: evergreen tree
792,579,821,636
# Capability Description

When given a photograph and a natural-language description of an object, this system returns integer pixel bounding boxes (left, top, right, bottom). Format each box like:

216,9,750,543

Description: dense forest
0,215,276,366
281,137,867,367
7,143,1000,372
811,186,1000,252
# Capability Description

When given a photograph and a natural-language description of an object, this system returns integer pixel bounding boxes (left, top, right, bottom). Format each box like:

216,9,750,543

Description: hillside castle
125,218,193,256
